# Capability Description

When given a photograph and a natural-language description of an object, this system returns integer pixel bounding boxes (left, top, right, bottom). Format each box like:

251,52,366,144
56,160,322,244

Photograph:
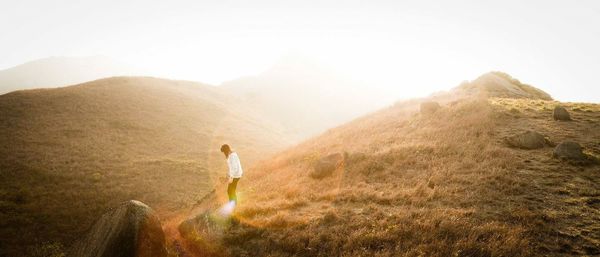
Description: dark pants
227,178,240,203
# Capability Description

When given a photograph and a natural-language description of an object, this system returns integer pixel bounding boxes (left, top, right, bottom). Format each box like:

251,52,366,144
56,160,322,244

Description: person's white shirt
227,152,243,178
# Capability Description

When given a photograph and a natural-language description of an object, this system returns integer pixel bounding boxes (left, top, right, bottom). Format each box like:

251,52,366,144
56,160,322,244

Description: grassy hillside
0,77,291,256
179,82,599,256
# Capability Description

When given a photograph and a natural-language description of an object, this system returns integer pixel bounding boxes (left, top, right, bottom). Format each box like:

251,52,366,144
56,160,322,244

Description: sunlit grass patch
186,97,600,256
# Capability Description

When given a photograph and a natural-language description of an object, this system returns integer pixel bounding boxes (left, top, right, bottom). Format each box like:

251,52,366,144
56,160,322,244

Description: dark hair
220,144,231,153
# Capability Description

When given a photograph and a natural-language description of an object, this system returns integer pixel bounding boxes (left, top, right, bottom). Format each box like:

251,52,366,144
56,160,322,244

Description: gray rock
505,131,549,149
553,106,571,121
553,141,586,160
420,101,441,115
311,153,344,179
68,200,167,257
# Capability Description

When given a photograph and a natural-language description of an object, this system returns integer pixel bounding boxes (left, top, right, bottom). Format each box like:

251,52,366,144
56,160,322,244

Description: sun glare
3,1,599,101
217,201,237,217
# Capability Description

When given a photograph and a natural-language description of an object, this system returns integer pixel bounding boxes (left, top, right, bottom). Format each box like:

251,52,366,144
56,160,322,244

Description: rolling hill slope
180,73,600,256
0,77,292,256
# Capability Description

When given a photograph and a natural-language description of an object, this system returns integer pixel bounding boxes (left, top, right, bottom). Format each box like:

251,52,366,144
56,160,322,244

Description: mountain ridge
220,56,393,139
0,56,144,95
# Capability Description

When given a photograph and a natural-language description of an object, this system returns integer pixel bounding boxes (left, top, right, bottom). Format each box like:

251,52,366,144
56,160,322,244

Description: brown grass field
1,73,599,257
176,92,600,256
0,77,292,256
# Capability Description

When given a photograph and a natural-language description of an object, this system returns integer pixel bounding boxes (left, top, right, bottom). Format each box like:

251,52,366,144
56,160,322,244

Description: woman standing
220,144,243,204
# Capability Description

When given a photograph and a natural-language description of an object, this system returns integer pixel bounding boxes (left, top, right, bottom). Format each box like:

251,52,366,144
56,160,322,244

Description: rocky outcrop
420,101,441,115
68,200,167,257
310,153,344,179
553,141,586,161
505,131,551,149
553,106,571,121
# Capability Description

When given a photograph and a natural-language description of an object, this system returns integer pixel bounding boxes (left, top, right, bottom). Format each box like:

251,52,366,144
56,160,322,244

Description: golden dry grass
180,96,600,256
2,73,598,256
0,77,292,256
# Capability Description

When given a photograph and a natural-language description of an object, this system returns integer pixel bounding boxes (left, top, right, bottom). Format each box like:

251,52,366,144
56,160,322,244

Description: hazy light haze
1,0,599,102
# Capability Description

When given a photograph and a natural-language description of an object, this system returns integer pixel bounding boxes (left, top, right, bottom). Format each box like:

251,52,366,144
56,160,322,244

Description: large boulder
553,106,571,121
68,200,167,257
553,141,586,161
505,131,550,149
310,153,344,179
420,101,441,115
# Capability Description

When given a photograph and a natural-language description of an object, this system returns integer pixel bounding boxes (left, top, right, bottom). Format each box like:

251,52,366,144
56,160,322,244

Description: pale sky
1,0,599,102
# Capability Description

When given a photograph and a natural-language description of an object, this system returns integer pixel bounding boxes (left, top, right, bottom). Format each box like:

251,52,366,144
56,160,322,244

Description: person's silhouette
221,144,243,204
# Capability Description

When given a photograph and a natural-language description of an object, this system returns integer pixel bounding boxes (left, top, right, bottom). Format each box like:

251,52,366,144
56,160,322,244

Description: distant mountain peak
0,56,145,95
